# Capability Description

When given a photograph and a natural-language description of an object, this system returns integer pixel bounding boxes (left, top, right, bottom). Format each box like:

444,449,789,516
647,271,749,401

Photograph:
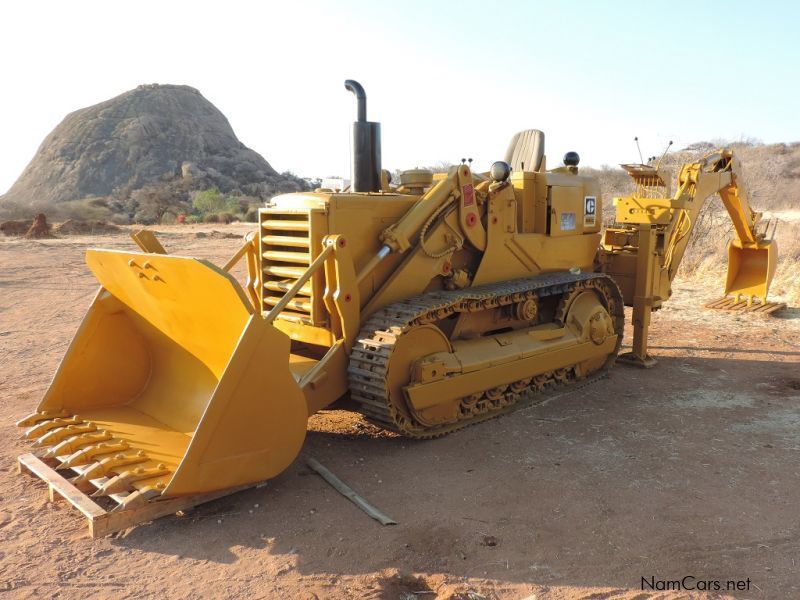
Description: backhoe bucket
17,249,307,506
724,239,777,303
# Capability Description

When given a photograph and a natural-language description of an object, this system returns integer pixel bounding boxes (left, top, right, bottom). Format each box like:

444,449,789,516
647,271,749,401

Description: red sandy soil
1,224,798,599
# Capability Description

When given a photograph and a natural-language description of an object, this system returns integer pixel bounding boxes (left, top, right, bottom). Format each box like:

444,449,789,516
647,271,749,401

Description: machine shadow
649,345,800,358
114,355,800,595
775,306,800,320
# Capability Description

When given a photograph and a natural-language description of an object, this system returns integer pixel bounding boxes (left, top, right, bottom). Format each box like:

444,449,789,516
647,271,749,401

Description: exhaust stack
344,79,381,192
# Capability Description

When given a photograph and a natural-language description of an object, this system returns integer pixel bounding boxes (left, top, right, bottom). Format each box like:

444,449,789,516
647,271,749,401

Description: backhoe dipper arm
660,150,764,283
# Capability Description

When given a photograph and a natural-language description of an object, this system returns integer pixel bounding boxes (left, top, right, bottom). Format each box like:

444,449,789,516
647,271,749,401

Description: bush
201,212,236,224
131,183,190,224
192,187,239,216
52,198,117,222
244,206,260,222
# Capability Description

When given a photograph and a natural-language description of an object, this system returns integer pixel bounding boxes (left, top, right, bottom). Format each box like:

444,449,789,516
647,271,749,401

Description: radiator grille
259,211,317,324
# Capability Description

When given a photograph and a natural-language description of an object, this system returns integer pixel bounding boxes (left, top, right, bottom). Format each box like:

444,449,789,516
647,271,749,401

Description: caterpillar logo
584,196,596,227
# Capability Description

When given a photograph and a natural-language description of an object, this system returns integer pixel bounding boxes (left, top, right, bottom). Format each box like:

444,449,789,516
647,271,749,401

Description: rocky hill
0,84,308,220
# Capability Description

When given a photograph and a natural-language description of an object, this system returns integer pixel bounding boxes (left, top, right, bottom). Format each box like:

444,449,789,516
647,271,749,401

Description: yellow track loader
16,81,782,523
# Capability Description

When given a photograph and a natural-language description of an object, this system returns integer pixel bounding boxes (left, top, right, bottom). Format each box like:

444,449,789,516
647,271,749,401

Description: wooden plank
752,303,774,313
706,297,787,315
20,452,262,539
705,297,729,309
91,485,252,539
763,302,787,315
747,302,777,312
705,297,737,309
18,454,105,519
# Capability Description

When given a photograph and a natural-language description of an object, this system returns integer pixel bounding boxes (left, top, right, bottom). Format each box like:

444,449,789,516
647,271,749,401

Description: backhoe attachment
602,149,785,367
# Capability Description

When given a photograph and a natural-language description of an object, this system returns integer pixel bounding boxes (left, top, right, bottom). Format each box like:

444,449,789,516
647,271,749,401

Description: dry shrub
676,220,800,306
53,219,121,235
0,219,31,236
244,206,260,222
49,197,116,222
672,195,749,277
201,212,235,223
770,222,800,305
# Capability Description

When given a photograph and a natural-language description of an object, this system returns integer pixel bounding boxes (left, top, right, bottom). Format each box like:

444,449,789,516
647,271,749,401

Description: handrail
222,232,256,272
221,231,260,311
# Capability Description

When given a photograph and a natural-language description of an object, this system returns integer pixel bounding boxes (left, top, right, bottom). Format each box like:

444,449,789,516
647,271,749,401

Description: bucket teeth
24,416,82,440
113,483,167,512
93,464,171,497
44,430,114,459
76,451,148,483
16,410,70,428
58,440,130,469
32,423,97,448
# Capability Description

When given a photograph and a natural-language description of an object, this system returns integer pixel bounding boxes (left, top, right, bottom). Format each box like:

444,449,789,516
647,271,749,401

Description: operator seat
505,129,545,172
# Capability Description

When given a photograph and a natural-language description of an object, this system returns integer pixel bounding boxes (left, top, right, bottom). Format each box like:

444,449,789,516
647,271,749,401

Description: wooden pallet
705,297,787,315
18,453,250,538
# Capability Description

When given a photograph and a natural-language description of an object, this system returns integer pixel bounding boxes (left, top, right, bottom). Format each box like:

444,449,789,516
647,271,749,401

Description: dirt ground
1,224,799,599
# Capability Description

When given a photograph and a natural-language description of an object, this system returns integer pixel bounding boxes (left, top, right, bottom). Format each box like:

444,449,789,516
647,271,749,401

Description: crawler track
348,272,624,438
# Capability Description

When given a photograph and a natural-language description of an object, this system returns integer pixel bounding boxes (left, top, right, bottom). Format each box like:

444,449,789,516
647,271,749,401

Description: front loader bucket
724,239,777,303
17,249,307,506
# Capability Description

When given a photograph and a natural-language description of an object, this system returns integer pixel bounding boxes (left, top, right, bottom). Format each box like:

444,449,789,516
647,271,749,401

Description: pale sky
1,0,798,194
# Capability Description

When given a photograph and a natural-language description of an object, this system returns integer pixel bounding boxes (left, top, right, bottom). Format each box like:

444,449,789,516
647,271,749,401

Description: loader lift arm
355,163,486,285
600,148,780,367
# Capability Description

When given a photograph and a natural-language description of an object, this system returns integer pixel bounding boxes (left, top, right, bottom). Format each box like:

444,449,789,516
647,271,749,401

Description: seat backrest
504,129,545,172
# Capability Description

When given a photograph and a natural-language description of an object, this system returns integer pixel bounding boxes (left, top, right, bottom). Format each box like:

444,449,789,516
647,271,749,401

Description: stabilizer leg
618,225,658,368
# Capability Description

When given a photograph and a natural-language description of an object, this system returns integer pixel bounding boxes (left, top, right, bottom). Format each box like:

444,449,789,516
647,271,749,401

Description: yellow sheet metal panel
548,186,586,236
298,341,351,415
85,250,253,377
615,196,682,225
273,319,336,346
405,336,617,411
165,316,307,496
601,251,637,305
511,171,540,233
37,291,153,415
130,229,168,254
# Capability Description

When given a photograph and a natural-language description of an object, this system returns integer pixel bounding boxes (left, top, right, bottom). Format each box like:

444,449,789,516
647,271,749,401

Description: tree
191,187,239,216
132,183,189,224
